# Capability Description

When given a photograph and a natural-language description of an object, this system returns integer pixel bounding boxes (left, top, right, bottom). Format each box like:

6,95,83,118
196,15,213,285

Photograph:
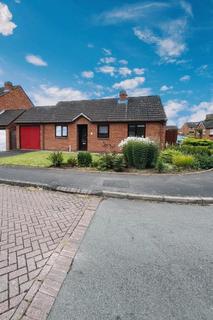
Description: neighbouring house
179,122,199,136
0,81,33,151
165,125,178,145
203,114,213,140
180,115,213,140
14,91,167,152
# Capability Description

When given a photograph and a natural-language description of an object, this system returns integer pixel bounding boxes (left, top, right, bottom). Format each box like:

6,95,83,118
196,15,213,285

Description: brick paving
0,184,100,319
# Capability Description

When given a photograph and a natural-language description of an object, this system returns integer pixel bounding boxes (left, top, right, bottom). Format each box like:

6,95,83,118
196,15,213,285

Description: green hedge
77,152,92,167
122,140,159,169
182,138,213,147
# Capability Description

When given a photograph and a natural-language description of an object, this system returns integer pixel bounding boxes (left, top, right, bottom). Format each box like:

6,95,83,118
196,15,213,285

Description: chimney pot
119,89,128,101
4,81,13,92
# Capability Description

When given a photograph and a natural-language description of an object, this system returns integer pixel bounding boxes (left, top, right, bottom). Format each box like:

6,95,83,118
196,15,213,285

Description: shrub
156,157,165,173
112,155,125,172
196,154,213,169
67,156,77,167
48,152,64,167
77,152,92,167
147,143,159,168
123,142,134,167
91,160,99,168
97,153,115,171
172,154,195,168
132,142,149,169
180,145,211,156
182,138,213,147
160,149,182,164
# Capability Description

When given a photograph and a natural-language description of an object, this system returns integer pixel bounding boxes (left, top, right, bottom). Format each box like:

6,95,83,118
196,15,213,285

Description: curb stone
0,178,212,205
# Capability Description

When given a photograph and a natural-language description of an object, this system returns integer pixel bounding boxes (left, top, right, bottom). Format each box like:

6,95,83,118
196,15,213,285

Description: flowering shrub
119,137,158,169
118,137,152,148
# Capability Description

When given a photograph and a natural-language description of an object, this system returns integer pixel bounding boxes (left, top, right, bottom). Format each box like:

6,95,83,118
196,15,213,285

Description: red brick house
14,92,167,152
180,115,213,140
0,82,33,151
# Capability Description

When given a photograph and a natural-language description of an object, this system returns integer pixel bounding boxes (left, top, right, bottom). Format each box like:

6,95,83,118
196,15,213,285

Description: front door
78,125,87,151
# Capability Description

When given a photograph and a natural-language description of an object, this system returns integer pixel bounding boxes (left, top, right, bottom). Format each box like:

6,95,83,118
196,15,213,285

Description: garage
20,126,40,150
0,129,6,151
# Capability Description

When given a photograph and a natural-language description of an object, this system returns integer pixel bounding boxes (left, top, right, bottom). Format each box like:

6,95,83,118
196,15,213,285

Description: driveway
0,184,98,319
0,166,212,197
49,199,213,320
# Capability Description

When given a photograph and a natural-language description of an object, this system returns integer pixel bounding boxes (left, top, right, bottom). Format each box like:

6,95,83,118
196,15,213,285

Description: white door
0,130,6,151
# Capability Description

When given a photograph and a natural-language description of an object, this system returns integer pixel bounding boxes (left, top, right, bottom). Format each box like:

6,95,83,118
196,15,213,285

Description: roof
15,96,167,124
204,119,213,129
185,122,199,128
166,125,178,130
0,85,19,98
0,109,25,127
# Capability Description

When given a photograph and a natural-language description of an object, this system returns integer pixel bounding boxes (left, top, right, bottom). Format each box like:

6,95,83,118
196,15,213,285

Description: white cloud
100,56,116,64
119,59,128,65
25,54,47,67
160,85,173,92
180,75,191,81
133,68,145,75
87,43,94,48
31,84,88,105
189,101,213,122
133,18,188,63
0,2,17,36
113,77,145,90
81,71,94,79
164,99,188,119
102,48,112,55
96,2,170,25
97,65,115,76
128,87,152,97
180,1,193,17
118,67,132,77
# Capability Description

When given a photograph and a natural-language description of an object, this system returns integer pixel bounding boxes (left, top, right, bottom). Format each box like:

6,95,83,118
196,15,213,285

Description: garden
0,137,212,173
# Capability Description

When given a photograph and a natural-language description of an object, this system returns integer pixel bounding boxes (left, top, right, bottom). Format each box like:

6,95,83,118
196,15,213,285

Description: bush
77,152,92,167
172,154,195,168
132,142,149,169
48,152,64,167
67,156,77,167
123,142,134,167
182,138,213,147
91,160,99,168
196,154,213,169
180,145,211,156
97,153,115,171
156,157,165,173
112,155,125,172
160,149,182,164
147,143,159,168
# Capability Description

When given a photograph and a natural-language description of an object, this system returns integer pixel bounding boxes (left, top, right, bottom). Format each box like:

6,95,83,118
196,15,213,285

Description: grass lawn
0,151,100,168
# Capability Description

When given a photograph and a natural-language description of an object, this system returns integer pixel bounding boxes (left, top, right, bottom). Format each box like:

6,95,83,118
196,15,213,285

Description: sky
0,0,212,127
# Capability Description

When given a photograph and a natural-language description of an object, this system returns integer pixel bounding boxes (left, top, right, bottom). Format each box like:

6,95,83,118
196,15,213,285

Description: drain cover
103,180,129,188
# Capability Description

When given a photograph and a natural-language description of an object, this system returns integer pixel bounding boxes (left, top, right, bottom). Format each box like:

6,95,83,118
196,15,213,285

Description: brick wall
0,87,33,110
40,117,166,152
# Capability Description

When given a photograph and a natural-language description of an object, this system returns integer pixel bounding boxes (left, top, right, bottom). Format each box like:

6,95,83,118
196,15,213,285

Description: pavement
0,184,100,319
0,166,212,198
49,198,213,320
0,151,30,158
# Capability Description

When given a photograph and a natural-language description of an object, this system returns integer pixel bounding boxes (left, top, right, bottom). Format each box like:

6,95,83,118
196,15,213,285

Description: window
98,124,109,138
128,124,145,137
55,125,68,137
210,129,213,135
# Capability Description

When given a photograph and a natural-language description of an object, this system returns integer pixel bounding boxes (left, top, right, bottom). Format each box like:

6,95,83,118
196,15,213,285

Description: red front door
20,126,40,150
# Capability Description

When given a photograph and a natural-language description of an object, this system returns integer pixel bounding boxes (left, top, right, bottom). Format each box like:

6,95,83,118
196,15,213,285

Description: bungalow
14,91,167,153
0,81,33,151
203,114,213,140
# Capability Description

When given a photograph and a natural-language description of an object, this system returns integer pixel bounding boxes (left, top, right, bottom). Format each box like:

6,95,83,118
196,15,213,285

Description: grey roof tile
0,109,25,127
15,96,167,124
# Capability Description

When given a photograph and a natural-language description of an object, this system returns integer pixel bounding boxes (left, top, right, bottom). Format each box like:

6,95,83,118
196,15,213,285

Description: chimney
4,81,13,92
119,90,128,101
118,90,128,104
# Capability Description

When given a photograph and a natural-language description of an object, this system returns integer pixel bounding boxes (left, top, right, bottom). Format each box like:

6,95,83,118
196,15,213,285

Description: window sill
55,136,68,139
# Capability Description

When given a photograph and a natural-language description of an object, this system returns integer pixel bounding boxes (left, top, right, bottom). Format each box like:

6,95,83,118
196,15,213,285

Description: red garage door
20,126,40,150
